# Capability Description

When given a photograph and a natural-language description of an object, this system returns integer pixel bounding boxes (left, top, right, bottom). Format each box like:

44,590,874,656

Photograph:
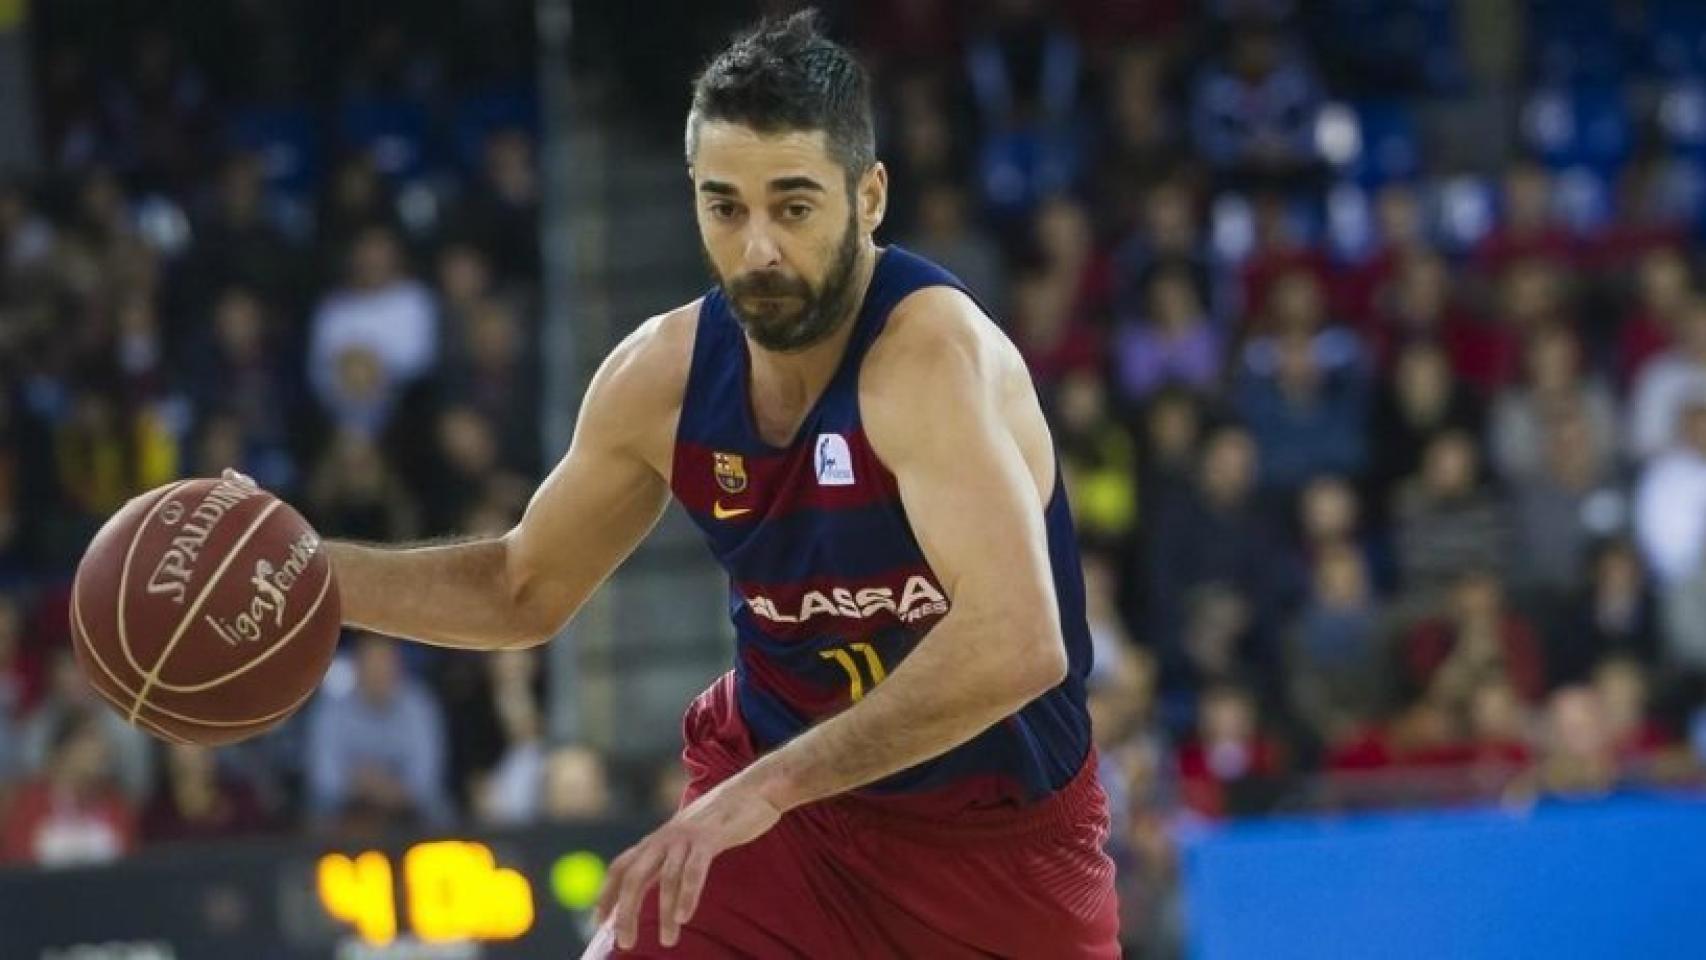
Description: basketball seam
114,478,198,678
147,564,333,693
71,601,189,744
128,499,284,724
74,580,319,729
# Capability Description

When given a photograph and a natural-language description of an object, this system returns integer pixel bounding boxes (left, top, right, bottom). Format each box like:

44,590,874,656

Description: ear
858,162,888,235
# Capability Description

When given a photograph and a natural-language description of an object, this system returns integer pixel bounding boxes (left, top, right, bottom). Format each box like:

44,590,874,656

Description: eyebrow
697,176,828,198
769,176,826,194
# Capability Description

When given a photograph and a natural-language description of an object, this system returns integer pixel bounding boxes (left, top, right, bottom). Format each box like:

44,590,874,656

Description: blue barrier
1183,794,1706,960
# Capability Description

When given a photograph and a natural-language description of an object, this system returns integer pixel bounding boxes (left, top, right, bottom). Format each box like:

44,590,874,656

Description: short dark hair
686,10,875,183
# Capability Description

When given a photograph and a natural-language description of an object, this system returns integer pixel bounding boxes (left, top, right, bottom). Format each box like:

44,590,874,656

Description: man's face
690,122,883,353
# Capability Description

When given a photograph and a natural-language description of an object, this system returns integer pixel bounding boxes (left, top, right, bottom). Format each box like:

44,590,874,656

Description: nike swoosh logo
713,501,753,520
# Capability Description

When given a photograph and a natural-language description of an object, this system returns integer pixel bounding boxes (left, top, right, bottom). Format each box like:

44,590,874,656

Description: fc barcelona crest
714,451,748,494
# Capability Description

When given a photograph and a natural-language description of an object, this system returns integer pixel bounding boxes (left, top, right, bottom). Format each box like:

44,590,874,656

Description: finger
675,847,715,927
656,844,689,948
613,845,664,950
595,848,635,923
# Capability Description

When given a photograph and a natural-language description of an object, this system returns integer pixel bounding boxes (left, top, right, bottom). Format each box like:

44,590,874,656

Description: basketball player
305,12,1118,957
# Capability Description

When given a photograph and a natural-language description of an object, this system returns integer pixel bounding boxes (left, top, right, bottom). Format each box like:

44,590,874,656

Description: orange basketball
69,475,342,746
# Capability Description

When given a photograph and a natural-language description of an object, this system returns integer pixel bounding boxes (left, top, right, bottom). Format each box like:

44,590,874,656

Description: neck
745,243,879,416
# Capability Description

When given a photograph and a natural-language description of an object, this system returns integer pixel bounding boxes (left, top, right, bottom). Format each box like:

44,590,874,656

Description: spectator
1145,426,1282,651
1465,677,1533,772
1488,324,1618,483
542,744,613,822
308,224,439,409
178,152,302,317
1007,260,1101,387
1629,297,1706,460
1368,249,1470,370
446,298,541,476
1393,430,1509,604
1342,184,1430,329
439,646,546,817
1527,687,1618,800
1404,569,1546,708
189,287,303,475
1233,328,1369,493
0,592,41,721
1093,45,1181,220
1111,177,1208,321
1292,475,1389,591
446,129,542,285
2,708,136,866
1551,539,1660,686
1176,683,1285,818
1173,584,1259,708
140,744,270,846
964,0,1085,217
1591,656,1670,767
470,658,549,828
881,73,965,236
1474,160,1575,276
432,239,498,343
1054,372,1137,551
1111,261,1222,406
21,648,154,803
901,181,1007,318
306,430,421,542
1190,21,1323,189
1036,196,1113,323
307,634,452,830
1455,256,1570,396
1508,408,1626,596
1633,401,1706,667
1366,342,1484,518
1617,245,1693,389
1286,541,1390,744
51,383,179,525
316,155,400,270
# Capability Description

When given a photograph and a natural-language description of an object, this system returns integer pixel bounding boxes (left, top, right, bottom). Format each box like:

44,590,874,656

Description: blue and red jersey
669,246,1093,811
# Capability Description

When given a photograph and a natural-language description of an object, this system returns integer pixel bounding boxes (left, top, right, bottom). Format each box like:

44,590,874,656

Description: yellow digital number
317,851,397,945
819,642,887,701
405,840,535,943
317,841,534,945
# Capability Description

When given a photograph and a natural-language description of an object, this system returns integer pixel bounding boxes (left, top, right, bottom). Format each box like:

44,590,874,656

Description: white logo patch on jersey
814,433,855,486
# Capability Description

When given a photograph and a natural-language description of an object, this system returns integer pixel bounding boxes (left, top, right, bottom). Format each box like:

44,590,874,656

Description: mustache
729,271,811,299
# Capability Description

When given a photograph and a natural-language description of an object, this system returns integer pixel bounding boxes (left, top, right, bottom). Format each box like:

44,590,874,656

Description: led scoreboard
0,823,647,959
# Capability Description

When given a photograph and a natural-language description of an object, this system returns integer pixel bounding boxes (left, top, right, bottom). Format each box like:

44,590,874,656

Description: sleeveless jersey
669,246,1093,812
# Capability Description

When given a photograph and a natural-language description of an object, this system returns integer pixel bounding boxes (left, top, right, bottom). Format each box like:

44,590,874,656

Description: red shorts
607,673,1120,958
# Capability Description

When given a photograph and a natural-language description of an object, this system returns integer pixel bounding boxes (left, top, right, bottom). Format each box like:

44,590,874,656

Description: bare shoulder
861,285,1028,421
595,299,701,400
860,285,1055,497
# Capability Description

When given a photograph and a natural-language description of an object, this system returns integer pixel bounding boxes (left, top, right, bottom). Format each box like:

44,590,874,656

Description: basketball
68,475,342,746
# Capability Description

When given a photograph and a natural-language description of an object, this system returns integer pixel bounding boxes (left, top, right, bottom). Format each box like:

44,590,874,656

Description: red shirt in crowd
1,780,136,866
1403,616,1548,705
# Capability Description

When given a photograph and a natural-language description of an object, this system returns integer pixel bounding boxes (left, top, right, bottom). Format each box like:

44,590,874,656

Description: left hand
596,775,783,949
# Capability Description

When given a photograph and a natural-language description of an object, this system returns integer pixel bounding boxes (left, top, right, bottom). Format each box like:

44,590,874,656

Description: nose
741,220,781,271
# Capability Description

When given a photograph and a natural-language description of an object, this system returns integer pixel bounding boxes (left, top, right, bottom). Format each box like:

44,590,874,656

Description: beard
709,214,863,353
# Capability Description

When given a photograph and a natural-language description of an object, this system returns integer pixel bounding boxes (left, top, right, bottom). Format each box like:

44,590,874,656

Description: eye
708,201,739,221
782,203,814,221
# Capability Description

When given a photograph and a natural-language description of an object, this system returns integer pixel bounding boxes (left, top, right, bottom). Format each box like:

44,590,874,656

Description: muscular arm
325,314,685,650
739,290,1068,812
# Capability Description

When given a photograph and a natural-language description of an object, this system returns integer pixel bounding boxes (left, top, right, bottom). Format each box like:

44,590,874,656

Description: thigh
603,810,855,960
837,805,1121,958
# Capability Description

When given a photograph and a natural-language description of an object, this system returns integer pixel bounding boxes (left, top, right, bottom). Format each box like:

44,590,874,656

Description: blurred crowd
0,1,655,868
8,1,1706,957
